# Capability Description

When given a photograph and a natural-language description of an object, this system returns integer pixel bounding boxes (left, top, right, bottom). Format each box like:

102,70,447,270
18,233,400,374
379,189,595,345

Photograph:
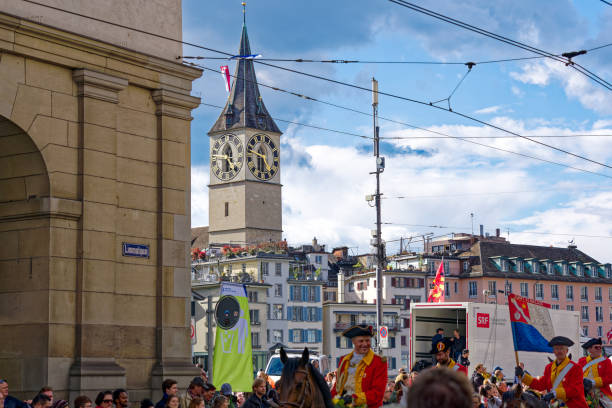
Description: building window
267,329,270,343
454,282,458,293
566,285,574,301
581,286,588,302
250,309,260,324
551,285,559,300
401,336,406,346
315,255,322,264
488,281,497,296
520,283,529,298
551,304,560,310
463,261,469,272
517,260,524,273
584,326,589,336
531,260,539,274
576,264,583,277
595,287,602,302
224,202,229,217
535,284,544,300
251,332,260,347
275,284,282,297
609,287,612,302
273,304,283,320
390,337,396,348
501,259,508,272
348,282,354,292
598,326,603,338
504,282,512,295
596,306,603,322
248,291,258,303
581,306,589,321
261,262,269,276
567,305,574,311
336,336,341,348
275,263,282,276
609,307,612,321
562,264,568,276
445,282,450,298
273,329,283,343
468,281,478,298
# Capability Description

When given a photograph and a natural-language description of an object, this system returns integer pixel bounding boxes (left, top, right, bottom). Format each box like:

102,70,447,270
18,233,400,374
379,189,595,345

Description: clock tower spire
208,11,283,246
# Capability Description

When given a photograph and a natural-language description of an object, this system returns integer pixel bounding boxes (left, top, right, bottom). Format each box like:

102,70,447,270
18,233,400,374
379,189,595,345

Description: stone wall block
19,226,50,258
161,164,186,191
83,176,117,205
115,263,156,296
83,259,115,293
29,115,68,149
49,226,77,258
25,174,50,198
117,85,156,114
11,84,51,132
161,239,188,268
83,201,116,233
41,144,78,174
116,207,156,239
26,59,73,94
117,132,157,162
0,178,26,201
49,172,78,200
82,292,115,325
49,290,76,324
83,149,116,179
0,132,36,158
51,91,78,122
161,140,186,166
83,123,117,154
116,108,156,138
162,188,186,215
0,53,25,118
116,182,156,212
49,257,76,291
82,230,115,260
114,295,156,327
48,325,75,358
116,158,157,187
73,69,127,104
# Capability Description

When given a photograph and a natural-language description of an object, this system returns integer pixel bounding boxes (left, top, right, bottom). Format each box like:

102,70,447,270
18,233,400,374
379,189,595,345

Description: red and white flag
220,65,231,93
607,328,612,343
427,260,445,303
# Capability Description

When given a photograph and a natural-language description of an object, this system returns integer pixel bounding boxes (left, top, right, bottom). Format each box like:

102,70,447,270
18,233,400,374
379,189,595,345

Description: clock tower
208,21,282,246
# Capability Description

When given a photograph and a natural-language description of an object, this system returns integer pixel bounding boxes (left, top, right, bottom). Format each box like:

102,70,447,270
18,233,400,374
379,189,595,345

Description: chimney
479,224,484,237
337,272,345,303
496,228,500,237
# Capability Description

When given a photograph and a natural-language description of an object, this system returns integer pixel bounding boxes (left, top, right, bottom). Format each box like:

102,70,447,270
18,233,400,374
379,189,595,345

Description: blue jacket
5,396,28,408
431,333,444,349
155,394,169,408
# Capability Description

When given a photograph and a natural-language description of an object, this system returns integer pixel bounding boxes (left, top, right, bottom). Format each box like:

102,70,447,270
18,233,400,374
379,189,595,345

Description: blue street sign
122,243,150,258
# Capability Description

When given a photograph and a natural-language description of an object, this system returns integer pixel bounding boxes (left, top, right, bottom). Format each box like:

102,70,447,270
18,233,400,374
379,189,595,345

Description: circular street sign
379,326,388,338
215,295,241,330
190,322,195,338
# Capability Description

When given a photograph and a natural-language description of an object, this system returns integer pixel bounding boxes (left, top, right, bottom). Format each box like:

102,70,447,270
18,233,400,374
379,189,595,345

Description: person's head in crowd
95,391,113,408
252,378,267,398
474,364,485,374
113,389,128,408
188,377,205,397
32,394,52,408
431,338,453,366
74,396,93,408
494,369,503,381
436,328,444,335
52,399,69,408
497,381,508,394
453,329,460,338
140,399,154,408
0,379,9,398
407,367,472,408
462,350,470,360
480,384,494,401
311,360,319,369
188,397,204,408
220,384,232,398
471,393,481,408
236,393,245,407
162,380,178,397
411,360,433,377
39,387,54,403
202,384,216,402
583,337,603,359
212,396,228,408
165,395,179,408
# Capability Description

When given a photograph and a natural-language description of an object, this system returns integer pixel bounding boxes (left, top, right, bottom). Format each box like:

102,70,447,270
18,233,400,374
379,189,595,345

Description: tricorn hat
342,324,374,338
430,337,452,354
548,336,574,347
582,337,603,349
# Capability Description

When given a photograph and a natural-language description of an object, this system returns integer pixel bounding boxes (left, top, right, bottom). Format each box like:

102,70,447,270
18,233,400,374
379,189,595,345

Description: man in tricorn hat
431,337,468,375
516,336,587,408
578,337,612,408
331,324,387,408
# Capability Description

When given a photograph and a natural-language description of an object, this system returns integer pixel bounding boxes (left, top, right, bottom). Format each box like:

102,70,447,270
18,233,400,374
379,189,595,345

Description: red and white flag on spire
220,65,231,93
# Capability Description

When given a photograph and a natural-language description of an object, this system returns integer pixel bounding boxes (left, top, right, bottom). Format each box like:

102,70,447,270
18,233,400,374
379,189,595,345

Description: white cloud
510,60,612,115
191,165,210,227
506,191,612,263
474,105,502,115
511,86,525,98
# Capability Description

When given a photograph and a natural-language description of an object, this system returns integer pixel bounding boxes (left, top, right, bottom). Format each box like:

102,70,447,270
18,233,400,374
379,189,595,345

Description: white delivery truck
410,302,581,377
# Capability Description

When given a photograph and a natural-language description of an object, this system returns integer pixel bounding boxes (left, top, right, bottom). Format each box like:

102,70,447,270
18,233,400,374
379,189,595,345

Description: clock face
211,134,244,180
246,134,279,181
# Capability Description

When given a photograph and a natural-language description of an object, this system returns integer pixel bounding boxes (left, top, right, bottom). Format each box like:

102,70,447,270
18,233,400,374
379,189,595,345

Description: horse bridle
278,368,311,408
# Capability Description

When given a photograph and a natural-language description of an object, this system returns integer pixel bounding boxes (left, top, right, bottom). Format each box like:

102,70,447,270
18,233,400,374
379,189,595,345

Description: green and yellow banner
213,282,253,391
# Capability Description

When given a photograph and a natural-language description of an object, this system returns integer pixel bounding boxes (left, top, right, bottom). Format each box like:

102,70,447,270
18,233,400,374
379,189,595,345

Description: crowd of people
2,329,611,408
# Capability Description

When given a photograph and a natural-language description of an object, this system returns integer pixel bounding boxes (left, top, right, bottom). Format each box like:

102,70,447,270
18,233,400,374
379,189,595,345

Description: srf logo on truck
477,313,490,328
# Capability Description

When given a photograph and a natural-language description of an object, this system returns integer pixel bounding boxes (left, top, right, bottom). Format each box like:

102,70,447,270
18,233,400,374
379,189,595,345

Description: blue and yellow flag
213,282,253,391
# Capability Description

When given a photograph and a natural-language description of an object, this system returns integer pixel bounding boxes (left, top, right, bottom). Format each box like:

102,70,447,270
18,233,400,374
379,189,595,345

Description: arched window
256,145,266,172
222,145,233,172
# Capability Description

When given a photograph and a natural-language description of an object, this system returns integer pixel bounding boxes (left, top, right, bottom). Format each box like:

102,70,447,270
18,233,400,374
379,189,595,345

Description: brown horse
276,348,333,408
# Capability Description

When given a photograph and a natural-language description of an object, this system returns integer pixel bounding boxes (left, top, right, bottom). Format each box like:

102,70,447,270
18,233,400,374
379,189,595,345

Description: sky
182,0,612,263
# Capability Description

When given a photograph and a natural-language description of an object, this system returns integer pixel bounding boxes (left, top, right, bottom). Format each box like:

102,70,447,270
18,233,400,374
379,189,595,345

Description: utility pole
207,295,214,382
372,78,385,353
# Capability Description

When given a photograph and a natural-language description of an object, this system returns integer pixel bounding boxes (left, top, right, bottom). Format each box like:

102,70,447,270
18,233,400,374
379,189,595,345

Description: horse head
277,348,332,408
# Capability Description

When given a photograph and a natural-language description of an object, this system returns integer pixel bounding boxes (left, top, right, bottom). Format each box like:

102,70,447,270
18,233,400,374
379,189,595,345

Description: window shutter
316,330,322,342
419,278,425,288
316,286,321,302
405,299,410,309
391,298,396,304
317,308,322,321
287,306,293,320
391,277,396,287
302,286,308,301
289,329,294,342
404,278,408,287
336,336,341,348
290,285,294,300
302,307,308,321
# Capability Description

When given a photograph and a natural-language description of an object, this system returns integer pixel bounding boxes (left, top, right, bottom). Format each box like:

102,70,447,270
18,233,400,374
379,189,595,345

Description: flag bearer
578,337,612,408
516,336,587,408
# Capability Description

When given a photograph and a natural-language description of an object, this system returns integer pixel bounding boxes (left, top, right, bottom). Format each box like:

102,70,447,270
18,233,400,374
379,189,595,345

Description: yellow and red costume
437,358,468,375
522,357,588,408
332,349,387,408
578,355,612,401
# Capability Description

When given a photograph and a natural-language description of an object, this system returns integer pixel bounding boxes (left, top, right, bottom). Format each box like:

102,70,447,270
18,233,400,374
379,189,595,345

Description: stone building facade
0,2,201,402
